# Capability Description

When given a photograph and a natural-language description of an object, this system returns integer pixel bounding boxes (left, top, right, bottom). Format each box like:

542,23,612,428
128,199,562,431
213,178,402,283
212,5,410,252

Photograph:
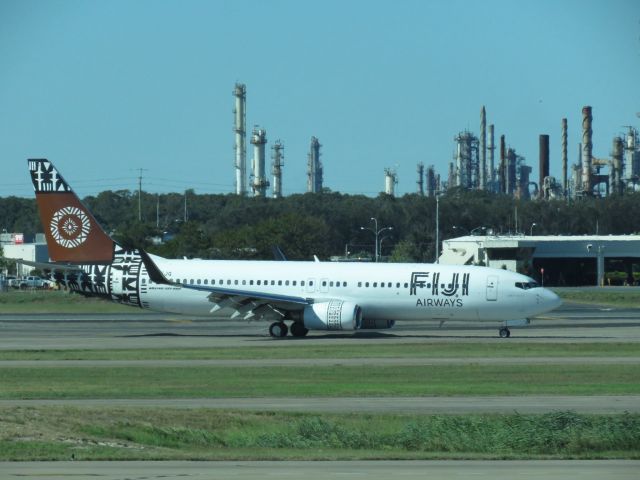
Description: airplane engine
360,318,395,330
303,300,362,331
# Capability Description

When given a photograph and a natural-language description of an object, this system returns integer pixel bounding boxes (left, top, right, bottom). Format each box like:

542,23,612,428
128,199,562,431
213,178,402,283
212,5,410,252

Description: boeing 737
26,159,561,338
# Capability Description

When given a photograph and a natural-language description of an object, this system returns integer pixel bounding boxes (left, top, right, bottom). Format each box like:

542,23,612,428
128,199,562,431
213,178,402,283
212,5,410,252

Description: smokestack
539,134,550,198
417,162,424,195
488,124,495,191
612,137,624,195
426,165,436,197
233,83,247,196
499,135,506,194
250,127,269,197
581,106,593,195
479,106,486,190
307,137,323,193
561,118,568,197
271,140,284,199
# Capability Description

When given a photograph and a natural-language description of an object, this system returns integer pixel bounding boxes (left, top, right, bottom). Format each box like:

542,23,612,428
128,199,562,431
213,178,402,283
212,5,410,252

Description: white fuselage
137,259,561,323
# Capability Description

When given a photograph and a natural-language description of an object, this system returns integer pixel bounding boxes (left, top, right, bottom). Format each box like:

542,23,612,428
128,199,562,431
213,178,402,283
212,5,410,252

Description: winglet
138,249,172,285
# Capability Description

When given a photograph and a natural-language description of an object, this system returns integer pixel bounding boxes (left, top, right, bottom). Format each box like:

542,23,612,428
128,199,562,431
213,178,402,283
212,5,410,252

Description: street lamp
530,222,537,236
361,217,393,262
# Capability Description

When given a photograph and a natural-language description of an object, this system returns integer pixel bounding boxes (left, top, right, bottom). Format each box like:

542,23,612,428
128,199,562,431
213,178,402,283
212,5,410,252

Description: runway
2,460,639,480
1,302,640,351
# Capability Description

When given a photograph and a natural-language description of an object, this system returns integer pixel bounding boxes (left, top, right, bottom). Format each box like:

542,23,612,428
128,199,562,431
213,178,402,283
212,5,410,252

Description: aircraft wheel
290,322,309,338
269,321,288,338
499,327,511,338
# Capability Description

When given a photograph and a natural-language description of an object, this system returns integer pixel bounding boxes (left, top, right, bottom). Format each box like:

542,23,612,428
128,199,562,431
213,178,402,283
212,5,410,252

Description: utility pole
135,168,148,222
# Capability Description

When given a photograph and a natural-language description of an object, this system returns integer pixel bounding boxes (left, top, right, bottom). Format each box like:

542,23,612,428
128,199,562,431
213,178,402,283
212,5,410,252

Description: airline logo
410,271,470,297
50,206,91,248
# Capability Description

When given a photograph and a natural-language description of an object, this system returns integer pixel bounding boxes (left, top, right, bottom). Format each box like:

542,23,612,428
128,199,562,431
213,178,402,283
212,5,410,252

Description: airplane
26,158,562,338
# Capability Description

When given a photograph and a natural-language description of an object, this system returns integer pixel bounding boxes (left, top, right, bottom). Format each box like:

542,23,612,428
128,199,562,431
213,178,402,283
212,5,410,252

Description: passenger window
257,280,261,285
310,281,314,286
404,283,408,288
250,280,254,285
190,279,194,285
211,280,215,285
322,281,327,287
380,283,384,288
227,280,231,285
343,282,347,287
365,282,369,287
329,281,334,287
204,279,208,285
373,282,377,287
358,282,362,287
285,280,290,286
278,280,282,286
388,282,392,288
396,282,400,288
271,280,275,285
293,281,297,286
301,281,305,286
176,279,180,283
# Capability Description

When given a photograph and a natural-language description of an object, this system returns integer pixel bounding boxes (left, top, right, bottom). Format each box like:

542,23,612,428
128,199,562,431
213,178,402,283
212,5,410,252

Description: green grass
555,289,640,307
0,290,134,313
1,342,638,361
1,363,638,399
1,406,638,460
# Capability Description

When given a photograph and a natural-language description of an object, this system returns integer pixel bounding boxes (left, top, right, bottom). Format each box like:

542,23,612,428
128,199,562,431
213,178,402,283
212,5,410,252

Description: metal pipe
417,162,424,195
561,118,568,197
612,136,623,195
307,137,323,193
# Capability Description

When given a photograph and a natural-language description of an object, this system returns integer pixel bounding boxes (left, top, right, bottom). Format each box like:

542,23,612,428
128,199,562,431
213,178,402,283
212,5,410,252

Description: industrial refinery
232,82,639,200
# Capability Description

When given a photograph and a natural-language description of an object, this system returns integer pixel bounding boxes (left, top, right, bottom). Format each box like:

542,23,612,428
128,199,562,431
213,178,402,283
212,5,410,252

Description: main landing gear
499,327,511,338
269,321,309,338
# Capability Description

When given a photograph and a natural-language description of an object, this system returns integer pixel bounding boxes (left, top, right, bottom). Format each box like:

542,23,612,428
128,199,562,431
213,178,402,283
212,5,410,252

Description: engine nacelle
303,300,362,331
360,318,396,330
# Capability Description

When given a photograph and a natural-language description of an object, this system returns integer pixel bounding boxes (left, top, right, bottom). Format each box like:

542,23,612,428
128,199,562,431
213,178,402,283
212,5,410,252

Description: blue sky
1,0,639,198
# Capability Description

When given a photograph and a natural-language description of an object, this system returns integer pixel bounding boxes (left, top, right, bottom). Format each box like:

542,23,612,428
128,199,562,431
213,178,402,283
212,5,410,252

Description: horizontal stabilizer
17,259,84,273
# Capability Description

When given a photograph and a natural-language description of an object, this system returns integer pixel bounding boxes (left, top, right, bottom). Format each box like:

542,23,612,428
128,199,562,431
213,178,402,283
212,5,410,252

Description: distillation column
417,162,424,195
539,134,550,199
384,168,398,196
612,137,623,195
581,106,593,195
561,118,568,197
488,124,495,192
307,137,323,193
250,127,269,197
233,83,247,196
479,106,487,190
271,140,284,199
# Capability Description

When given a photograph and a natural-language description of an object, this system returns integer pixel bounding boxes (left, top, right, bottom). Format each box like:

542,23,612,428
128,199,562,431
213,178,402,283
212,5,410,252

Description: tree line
2,189,640,262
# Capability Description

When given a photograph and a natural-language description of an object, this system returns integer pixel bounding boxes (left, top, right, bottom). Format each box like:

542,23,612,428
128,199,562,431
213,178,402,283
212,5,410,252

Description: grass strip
554,289,640,307
0,364,638,399
1,406,638,460
0,290,132,313
1,342,638,361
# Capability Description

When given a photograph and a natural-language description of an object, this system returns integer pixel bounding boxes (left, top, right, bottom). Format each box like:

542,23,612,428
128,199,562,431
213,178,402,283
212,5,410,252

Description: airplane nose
541,288,562,310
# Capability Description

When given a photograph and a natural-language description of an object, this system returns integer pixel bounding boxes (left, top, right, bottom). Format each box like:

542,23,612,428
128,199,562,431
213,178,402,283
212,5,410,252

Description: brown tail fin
28,159,115,263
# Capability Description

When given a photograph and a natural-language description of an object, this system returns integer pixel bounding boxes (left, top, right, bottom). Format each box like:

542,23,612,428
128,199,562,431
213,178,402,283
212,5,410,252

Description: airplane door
486,275,498,301
306,278,316,293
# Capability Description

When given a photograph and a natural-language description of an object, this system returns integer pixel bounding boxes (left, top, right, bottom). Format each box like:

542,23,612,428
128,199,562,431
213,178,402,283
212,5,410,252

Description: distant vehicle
5,275,18,288
17,276,49,289
25,158,562,338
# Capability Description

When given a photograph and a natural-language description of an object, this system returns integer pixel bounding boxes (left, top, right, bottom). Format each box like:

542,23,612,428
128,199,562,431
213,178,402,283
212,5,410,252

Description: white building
439,234,640,286
1,233,49,276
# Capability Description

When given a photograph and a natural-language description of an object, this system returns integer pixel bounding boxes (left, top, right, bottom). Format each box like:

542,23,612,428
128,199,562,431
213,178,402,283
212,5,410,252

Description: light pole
530,222,537,236
361,217,393,262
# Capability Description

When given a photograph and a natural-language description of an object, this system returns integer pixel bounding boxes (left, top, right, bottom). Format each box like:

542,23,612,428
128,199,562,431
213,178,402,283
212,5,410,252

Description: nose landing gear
499,327,511,338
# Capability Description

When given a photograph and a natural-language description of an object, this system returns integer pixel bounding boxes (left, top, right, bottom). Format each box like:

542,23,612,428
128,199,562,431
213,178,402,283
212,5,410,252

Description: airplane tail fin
28,159,115,263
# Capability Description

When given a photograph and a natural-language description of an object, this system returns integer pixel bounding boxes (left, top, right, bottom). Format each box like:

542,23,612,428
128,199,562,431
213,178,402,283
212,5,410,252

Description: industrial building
439,234,640,286
1,233,49,276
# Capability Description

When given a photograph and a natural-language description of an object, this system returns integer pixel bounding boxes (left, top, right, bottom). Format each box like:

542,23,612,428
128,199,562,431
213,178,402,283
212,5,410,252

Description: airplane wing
139,249,311,320
17,259,85,273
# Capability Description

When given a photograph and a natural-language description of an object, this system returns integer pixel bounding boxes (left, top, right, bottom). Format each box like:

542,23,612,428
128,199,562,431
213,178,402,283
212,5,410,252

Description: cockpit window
515,281,540,290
